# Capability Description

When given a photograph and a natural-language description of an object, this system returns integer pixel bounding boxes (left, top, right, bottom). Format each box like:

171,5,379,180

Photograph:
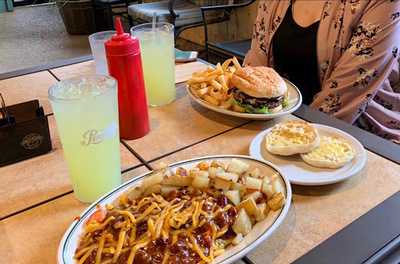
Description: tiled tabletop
1,60,400,264
0,71,56,114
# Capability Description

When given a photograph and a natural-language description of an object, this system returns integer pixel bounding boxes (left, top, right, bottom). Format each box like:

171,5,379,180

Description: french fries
187,57,243,112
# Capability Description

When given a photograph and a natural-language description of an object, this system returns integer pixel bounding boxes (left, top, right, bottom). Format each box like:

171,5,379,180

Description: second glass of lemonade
131,22,176,106
49,76,121,203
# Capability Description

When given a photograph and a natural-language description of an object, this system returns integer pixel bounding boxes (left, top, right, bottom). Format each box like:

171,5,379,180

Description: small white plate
58,155,292,264
187,79,302,120
249,124,367,185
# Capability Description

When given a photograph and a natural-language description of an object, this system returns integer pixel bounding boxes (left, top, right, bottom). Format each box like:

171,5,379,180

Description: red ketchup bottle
105,17,150,140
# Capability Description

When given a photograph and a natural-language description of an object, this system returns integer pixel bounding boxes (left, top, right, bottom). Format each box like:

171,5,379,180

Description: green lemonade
136,29,176,106
50,77,121,203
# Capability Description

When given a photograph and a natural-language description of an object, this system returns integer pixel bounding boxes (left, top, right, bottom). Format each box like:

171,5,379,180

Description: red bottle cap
105,17,140,56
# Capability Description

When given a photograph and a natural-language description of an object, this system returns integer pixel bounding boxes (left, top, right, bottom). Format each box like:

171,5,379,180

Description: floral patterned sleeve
311,0,400,123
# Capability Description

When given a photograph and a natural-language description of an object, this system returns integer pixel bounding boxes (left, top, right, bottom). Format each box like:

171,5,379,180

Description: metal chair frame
129,0,239,39
200,0,255,61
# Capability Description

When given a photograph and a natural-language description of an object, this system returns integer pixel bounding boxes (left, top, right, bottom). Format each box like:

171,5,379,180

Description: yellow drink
49,76,121,203
131,22,176,106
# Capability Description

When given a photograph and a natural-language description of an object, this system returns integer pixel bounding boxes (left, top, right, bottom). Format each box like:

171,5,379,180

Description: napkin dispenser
0,96,52,167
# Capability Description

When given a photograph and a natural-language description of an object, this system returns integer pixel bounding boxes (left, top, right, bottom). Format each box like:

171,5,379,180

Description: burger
230,66,288,113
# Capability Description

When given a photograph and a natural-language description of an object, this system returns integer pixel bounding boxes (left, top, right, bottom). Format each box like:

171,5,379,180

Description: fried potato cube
216,171,239,182
213,177,232,190
231,182,246,191
272,180,284,194
233,208,252,235
224,190,241,205
190,169,209,179
192,176,210,189
141,172,164,190
267,192,285,211
262,177,274,198
245,176,262,191
197,161,209,170
160,185,179,195
175,167,188,176
246,168,261,178
227,158,250,175
198,170,209,178
127,186,143,201
262,183,274,198
189,167,200,177
238,197,258,216
208,166,224,178
262,175,271,185
144,184,161,196
255,203,267,222
244,191,263,202
162,175,192,187
232,233,244,245
269,172,279,181
210,160,225,169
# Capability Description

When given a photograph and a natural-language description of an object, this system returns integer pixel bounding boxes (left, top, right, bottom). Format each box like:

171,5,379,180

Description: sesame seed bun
231,66,287,98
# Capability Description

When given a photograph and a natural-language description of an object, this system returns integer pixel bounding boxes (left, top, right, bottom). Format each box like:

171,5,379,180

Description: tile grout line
0,164,144,222
0,190,73,222
47,69,60,81
121,141,154,170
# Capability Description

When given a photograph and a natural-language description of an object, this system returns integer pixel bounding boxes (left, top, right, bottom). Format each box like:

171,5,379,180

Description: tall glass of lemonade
49,76,121,203
131,22,175,106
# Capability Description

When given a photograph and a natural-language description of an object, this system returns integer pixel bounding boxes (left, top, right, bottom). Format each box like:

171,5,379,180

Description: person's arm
311,0,400,123
243,1,270,66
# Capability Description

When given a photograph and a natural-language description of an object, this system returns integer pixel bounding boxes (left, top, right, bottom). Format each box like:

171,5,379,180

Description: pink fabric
244,0,400,142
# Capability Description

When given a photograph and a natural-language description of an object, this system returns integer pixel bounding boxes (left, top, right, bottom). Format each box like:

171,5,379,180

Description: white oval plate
249,125,367,185
58,155,292,264
187,79,302,120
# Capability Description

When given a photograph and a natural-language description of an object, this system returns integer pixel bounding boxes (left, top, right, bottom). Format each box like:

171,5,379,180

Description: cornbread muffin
265,120,320,156
301,136,355,169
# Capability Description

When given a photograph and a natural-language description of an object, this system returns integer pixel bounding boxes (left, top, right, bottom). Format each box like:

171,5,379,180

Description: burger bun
231,66,287,98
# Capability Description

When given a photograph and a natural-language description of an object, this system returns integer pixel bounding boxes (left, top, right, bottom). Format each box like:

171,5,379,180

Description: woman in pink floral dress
245,0,400,143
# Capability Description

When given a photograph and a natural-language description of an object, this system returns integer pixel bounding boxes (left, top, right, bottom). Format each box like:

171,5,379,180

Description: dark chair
127,0,238,39
92,0,141,30
201,0,255,61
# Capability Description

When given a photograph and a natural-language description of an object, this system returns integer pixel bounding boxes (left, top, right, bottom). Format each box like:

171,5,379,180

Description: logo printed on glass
81,122,117,146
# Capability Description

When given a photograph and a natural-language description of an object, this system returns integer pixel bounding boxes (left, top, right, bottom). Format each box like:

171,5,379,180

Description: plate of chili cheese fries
58,155,291,264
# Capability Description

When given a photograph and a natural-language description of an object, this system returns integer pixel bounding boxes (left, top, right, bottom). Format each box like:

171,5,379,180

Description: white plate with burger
249,120,367,185
187,61,302,120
